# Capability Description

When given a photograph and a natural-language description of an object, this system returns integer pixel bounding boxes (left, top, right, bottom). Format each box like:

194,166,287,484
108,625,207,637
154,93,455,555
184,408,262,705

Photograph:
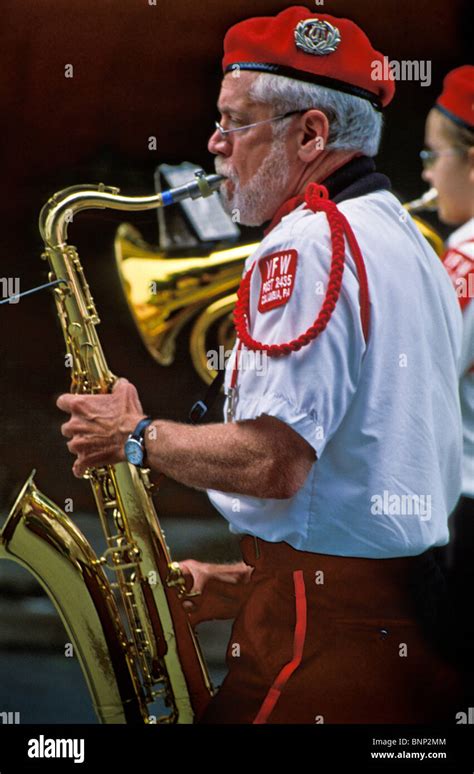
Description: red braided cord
233,183,347,357
341,212,370,343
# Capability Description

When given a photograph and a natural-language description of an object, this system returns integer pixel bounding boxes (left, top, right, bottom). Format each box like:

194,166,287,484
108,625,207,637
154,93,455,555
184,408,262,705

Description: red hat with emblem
222,6,395,110
435,66,474,130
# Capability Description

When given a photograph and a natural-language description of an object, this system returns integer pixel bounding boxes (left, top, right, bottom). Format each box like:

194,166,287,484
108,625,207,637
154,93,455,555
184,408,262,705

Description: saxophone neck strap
189,371,225,424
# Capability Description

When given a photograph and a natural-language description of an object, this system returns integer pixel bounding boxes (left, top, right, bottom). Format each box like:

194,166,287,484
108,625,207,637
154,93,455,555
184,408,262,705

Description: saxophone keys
139,468,156,492
102,543,141,570
166,561,187,594
166,561,202,598
68,321,83,337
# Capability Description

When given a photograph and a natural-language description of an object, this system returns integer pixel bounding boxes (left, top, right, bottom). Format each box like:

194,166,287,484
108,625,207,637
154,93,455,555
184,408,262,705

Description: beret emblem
294,18,341,56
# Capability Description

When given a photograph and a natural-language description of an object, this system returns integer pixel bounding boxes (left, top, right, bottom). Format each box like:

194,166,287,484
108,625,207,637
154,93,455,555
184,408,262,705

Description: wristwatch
124,417,153,467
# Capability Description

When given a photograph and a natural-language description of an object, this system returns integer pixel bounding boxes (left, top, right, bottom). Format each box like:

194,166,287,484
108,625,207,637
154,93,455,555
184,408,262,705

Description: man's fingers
66,435,107,454
71,447,114,478
67,438,110,469
179,560,207,595
72,459,86,479
112,377,130,392
61,423,73,439
57,391,114,418
56,393,80,413
61,418,93,438
57,393,99,418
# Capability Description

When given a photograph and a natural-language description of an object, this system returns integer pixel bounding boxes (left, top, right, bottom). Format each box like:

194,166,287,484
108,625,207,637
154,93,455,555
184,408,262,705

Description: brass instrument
0,171,225,724
116,187,443,384
116,224,258,385
405,186,438,213
404,187,443,255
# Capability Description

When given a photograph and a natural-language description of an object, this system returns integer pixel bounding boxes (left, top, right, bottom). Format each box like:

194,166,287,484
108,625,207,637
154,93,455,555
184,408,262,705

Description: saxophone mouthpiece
161,170,226,207
406,187,438,213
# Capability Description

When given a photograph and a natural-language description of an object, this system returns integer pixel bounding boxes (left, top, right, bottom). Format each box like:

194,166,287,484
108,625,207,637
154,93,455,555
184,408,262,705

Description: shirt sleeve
227,224,367,458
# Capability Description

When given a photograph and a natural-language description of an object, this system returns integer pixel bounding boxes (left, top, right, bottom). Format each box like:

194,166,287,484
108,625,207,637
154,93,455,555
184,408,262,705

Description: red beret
222,6,395,109
435,66,474,130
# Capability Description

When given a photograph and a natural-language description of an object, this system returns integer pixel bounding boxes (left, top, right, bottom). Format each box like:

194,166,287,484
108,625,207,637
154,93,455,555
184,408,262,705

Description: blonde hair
435,107,474,151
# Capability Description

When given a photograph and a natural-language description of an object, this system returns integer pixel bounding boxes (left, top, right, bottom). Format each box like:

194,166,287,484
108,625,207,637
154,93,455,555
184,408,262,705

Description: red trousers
197,536,462,724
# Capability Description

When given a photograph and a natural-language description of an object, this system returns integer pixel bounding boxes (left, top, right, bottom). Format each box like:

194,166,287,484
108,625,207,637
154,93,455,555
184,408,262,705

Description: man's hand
179,559,254,626
56,378,146,478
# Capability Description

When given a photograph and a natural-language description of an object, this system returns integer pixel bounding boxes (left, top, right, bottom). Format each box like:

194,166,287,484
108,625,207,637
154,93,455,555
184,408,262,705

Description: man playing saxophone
57,9,463,723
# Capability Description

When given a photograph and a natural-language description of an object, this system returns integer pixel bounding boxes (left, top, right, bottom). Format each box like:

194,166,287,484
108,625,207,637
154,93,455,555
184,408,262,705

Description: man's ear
297,109,330,163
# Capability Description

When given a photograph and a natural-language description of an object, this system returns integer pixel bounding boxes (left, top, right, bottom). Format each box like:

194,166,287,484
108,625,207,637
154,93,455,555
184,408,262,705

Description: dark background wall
0,0,472,519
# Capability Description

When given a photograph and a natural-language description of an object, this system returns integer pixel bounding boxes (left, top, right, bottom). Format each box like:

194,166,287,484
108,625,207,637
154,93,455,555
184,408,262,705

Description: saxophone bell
0,470,145,724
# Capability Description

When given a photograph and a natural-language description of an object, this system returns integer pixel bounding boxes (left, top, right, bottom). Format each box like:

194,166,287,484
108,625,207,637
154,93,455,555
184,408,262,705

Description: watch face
125,438,143,466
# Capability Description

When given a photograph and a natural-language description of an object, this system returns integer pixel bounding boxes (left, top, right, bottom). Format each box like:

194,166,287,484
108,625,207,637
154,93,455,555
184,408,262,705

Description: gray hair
248,73,384,157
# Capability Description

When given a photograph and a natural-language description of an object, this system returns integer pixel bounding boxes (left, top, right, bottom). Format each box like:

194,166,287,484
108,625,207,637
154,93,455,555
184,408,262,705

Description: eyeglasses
419,148,465,168
214,110,309,138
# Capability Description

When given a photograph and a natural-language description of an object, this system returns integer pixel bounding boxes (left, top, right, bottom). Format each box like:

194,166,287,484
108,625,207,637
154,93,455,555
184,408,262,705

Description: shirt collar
263,155,391,236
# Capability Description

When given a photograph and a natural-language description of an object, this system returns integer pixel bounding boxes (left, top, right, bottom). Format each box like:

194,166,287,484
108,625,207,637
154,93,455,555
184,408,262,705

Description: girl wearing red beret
422,64,474,701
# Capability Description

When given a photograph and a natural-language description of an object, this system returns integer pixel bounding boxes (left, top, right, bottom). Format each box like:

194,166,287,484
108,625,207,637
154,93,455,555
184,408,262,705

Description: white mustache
214,158,238,183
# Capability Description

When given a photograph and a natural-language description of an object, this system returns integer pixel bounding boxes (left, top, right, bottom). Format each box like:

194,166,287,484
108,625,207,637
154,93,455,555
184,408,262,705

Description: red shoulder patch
442,241,474,311
257,249,298,313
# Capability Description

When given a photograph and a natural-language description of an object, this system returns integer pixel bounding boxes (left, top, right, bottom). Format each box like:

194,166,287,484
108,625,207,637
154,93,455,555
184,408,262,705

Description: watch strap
130,416,153,441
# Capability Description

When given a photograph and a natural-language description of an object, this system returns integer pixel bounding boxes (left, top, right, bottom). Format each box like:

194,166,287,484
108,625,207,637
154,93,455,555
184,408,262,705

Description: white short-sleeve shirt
207,189,463,558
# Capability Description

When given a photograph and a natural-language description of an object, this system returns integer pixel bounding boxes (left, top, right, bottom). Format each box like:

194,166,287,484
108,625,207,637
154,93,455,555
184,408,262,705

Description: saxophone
0,171,224,724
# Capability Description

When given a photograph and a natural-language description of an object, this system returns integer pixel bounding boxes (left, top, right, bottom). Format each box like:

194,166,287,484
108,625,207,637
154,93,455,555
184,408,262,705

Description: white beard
215,135,290,227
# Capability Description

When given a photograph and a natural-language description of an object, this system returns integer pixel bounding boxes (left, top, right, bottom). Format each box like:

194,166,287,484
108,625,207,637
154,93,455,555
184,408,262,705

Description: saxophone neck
39,169,225,394
39,184,120,249
39,172,225,249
